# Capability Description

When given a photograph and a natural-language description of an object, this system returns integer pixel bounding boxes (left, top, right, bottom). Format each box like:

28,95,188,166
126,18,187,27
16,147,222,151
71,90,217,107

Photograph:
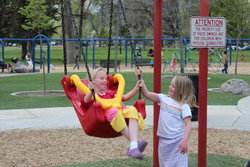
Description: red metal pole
198,0,209,167
153,0,162,166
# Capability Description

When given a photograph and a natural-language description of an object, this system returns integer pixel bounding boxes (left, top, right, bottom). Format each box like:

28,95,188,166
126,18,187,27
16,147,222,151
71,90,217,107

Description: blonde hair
172,76,197,107
90,67,106,80
26,52,31,58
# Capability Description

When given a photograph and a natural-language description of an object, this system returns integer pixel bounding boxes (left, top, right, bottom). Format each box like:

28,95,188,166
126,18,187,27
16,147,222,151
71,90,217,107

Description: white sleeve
181,104,192,119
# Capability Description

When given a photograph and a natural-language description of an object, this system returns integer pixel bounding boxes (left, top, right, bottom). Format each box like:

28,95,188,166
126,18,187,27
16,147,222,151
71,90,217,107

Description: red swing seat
61,75,146,138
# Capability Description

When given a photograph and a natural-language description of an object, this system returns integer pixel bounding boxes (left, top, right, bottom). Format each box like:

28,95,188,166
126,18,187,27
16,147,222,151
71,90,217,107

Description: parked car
240,45,250,50
186,44,196,50
231,45,238,50
239,45,250,50
227,45,238,50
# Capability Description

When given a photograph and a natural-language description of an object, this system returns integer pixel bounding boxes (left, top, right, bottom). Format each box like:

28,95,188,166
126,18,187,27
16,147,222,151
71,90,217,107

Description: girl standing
170,55,177,72
140,75,196,167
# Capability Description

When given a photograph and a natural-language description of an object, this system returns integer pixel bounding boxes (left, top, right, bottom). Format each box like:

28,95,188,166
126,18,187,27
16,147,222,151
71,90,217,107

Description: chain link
67,0,93,82
119,0,141,99
119,0,136,64
62,0,96,100
107,0,114,75
61,0,67,75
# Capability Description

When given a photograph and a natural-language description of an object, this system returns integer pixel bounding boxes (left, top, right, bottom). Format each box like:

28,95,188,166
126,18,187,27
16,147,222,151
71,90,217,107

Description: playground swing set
163,47,225,74
61,0,212,166
61,0,146,138
163,48,199,74
208,49,224,73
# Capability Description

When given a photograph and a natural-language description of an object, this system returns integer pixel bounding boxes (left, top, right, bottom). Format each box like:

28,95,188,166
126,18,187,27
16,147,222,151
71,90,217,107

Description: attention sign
190,17,226,48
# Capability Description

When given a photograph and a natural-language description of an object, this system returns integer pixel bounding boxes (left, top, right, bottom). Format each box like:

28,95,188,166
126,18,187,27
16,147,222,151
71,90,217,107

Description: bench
134,58,154,67
96,59,121,70
0,61,9,72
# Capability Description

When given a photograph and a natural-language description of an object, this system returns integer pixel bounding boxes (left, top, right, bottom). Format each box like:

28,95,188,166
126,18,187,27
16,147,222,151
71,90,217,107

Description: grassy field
2,46,250,65
55,154,248,167
0,72,249,110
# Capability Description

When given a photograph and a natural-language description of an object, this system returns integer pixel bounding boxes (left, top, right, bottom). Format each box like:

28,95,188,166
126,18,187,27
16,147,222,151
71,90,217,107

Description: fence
0,35,249,73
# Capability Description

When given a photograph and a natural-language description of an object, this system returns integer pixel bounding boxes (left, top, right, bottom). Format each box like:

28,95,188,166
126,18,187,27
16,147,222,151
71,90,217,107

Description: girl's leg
123,107,148,153
120,119,139,143
126,119,144,160
105,108,130,140
106,108,145,159
120,126,130,141
128,118,138,142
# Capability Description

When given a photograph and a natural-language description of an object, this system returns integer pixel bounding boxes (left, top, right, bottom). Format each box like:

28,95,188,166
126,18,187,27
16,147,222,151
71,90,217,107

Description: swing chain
107,0,114,75
118,0,136,65
63,0,96,101
119,0,142,99
61,0,67,75
68,1,93,81
69,1,96,100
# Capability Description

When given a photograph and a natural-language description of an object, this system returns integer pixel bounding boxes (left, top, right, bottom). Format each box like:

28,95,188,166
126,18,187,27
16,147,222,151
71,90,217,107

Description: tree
124,0,153,38
210,0,250,74
210,0,250,39
19,0,54,34
61,0,81,63
87,0,110,49
0,0,59,58
0,0,29,58
163,0,199,73
72,0,91,38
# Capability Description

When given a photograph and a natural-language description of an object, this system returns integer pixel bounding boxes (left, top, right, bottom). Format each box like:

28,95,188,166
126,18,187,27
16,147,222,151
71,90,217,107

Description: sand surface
0,128,250,167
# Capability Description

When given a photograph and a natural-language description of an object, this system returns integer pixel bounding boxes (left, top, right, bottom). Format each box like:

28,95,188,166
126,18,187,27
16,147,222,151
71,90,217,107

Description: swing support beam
153,0,209,167
153,0,162,167
198,0,209,167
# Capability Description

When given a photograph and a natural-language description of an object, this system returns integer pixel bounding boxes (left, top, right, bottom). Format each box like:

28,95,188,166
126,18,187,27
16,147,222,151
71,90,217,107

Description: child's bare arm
122,69,142,101
179,116,192,154
84,81,94,103
139,80,160,102
122,80,140,101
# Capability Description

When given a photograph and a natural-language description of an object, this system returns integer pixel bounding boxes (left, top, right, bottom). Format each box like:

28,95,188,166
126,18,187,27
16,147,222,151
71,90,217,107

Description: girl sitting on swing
84,68,147,160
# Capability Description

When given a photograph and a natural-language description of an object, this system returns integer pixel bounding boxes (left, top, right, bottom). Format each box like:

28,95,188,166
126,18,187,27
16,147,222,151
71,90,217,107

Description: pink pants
104,107,120,122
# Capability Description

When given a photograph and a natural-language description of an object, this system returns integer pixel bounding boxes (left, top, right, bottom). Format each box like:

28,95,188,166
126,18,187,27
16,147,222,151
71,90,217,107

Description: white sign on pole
190,17,226,48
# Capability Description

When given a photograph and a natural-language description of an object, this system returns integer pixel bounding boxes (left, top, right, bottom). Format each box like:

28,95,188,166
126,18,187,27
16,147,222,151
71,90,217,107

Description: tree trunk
234,37,240,75
179,37,185,73
77,0,85,63
21,32,32,59
21,42,28,59
177,1,184,73
79,0,85,38
63,0,78,64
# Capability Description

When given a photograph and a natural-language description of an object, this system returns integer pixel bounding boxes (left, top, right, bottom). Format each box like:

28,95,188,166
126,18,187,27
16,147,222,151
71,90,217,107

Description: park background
1,0,250,167
1,0,250,70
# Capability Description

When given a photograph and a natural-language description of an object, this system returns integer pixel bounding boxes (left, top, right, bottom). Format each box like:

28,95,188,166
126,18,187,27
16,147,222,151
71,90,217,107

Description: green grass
2,46,250,65
0,72,249,109
3,46,138,65
55,154,248,167
207,74,250,105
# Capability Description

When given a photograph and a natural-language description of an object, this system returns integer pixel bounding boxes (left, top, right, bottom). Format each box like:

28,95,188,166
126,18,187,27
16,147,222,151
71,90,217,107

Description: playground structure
162,47,226,74
1,36,248,74
0,0,249,166
208,48,224,73
0,1,249,167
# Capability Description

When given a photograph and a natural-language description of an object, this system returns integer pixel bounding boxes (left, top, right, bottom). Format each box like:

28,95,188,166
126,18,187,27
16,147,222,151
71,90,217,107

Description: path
0,96,250,132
